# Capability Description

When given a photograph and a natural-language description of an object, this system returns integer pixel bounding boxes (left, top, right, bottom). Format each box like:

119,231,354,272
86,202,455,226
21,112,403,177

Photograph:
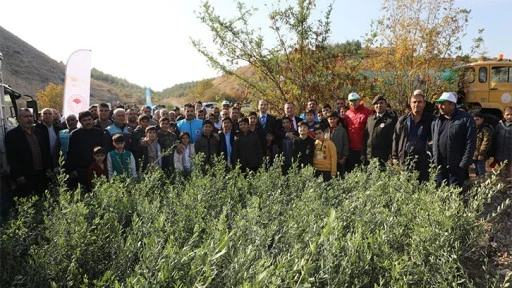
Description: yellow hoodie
313,139,337,176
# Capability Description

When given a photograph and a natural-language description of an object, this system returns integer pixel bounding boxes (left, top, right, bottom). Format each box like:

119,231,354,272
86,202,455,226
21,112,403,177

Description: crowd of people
4,91,512,202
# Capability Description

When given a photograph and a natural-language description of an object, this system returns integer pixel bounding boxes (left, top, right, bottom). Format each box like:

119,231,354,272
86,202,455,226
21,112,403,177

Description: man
103,108,133,152
131,114,151,170
276,117,298,174
345,92,373,172
176,103,203,144
432,92,476,188
126,108,139,130
230,106,241,133
362,95,398,168
195,101,203,113
5,108,52,197
212,107,222,130
392,90,434,182
221,100,231,111
258,99,277,134
94,103,113,130
300,99,319,122
89,105,99,120
35,107,63,168
67,111,104,190
59,114,79,161
219,117,237,166
282,102,302,131
335,98,346,113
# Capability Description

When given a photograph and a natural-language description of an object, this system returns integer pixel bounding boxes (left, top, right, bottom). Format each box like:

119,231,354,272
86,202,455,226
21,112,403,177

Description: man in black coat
66,111,103,190
431,92,476,188
5,108,52,197
362,95,398,168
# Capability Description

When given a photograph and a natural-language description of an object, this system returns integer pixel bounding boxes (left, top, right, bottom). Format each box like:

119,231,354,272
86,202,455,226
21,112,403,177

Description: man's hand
478,155,484,161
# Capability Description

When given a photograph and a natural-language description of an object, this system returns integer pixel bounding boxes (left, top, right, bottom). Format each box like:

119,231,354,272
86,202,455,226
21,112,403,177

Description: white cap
221,100,230,105
435,92,457,103
348,92,360,101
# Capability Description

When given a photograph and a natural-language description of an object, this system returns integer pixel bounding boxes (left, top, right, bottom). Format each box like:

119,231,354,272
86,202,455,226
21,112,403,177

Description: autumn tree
363,0,472,108
192,0,349,114
36,82,64,111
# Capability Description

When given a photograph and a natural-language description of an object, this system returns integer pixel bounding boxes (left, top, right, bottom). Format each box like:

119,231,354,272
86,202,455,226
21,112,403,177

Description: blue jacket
177,119,203,143
432,109,476,170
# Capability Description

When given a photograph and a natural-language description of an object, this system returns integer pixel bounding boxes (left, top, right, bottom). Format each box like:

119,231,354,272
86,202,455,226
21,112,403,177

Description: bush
0,158,506,287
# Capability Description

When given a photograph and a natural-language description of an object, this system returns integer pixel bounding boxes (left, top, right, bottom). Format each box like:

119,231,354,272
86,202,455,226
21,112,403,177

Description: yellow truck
461,55,512,119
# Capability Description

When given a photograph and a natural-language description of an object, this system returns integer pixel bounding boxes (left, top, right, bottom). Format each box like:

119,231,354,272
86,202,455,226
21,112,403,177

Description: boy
304,109,318,139
325,112,349,176
277,117,298,174
472,112,493,176
141,126,162,172
494,106,512,181
293,121,315,168
87,146,108,189
235,117,263,172
313,125,337,181
194,120,220,165
107,134,137,179
157,117,177,170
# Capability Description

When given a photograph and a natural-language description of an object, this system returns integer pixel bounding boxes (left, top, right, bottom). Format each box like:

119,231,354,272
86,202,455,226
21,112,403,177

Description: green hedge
0,158,506,287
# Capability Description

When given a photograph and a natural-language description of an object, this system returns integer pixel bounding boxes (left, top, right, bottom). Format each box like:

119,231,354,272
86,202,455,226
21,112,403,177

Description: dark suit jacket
259,113,277,134
35,122,63,168
5,126,52,180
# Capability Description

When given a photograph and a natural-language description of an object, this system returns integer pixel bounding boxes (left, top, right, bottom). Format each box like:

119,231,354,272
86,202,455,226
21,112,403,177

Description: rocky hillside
0,26,147,105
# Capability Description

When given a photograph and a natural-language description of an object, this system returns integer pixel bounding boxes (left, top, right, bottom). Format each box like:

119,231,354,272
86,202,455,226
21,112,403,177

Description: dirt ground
463,167,512,286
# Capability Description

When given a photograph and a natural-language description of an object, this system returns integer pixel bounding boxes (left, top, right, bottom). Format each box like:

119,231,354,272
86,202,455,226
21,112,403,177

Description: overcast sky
2,0,510,91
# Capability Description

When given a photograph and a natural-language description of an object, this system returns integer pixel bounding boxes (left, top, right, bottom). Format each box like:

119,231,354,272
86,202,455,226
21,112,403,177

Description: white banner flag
63,49,92,117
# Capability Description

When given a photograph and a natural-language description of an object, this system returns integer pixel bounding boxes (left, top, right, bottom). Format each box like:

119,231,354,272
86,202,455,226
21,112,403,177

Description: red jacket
345,104,373,150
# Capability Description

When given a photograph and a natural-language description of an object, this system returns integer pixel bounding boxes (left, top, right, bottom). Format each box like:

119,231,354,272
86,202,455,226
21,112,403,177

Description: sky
2,0,511,92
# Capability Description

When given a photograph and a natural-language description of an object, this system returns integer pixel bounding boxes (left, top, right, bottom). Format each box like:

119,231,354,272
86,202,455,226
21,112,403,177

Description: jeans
436,165,468,188
473,159,487,176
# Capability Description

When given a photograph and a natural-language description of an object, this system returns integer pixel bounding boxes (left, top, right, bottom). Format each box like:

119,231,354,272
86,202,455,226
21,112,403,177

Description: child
494,106,512,181
313,125,337,182
235,117,263,173
107,134,137,179
174,132,195,174
194,120,220,165
304,109,318,139
263,131,279,168
293,121,315,168
87,146,108,189
472,112,493,176
325,112,349,177
158,117,177,170
141,126,162,172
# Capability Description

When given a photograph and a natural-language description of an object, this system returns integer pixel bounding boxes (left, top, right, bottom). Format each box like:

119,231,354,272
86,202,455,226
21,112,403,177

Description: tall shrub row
0,158,505,287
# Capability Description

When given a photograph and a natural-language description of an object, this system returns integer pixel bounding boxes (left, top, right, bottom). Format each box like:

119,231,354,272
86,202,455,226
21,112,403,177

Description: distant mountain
0,26,248,108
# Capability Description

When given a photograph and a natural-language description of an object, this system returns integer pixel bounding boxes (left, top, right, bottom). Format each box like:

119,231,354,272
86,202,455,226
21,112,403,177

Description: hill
0,26,151,106
0,26,249,109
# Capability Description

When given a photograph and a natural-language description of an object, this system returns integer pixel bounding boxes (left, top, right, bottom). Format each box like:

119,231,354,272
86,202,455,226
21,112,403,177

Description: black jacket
362,111,398,162
431,109,476,170
392,112,434,164
194,133,221,164
234,131,263,170
35,122,64,168
5,126,52,180
66,127,103,172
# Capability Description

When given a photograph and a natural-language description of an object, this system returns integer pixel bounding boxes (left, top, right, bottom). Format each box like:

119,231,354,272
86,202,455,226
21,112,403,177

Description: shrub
0,158,506,287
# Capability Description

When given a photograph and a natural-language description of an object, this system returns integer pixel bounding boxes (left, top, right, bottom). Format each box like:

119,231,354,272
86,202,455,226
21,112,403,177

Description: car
203,102,218,113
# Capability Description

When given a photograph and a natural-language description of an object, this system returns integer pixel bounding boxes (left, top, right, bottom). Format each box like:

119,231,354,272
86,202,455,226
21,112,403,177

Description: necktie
291,119,294,130
260,115,266,127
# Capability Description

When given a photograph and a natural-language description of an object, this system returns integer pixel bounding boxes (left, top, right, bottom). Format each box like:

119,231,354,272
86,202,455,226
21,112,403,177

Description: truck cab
461,56,512,118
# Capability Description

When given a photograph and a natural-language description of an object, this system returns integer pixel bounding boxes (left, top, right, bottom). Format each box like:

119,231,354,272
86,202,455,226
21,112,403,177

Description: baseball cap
435,92,457,103
348,92,360,101
221,100,230,106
